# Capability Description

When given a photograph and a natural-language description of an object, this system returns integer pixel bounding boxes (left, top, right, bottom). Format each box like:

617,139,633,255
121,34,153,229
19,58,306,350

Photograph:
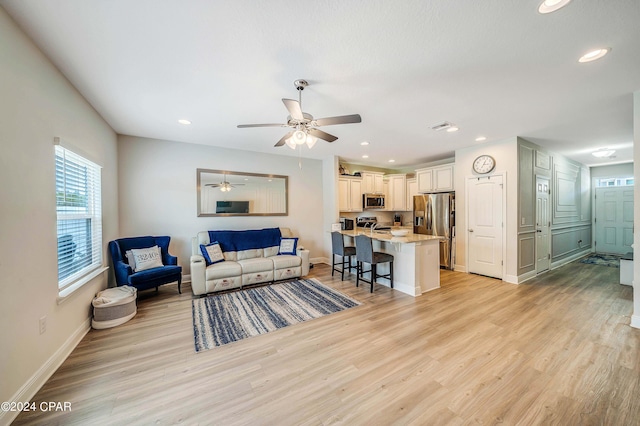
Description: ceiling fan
205,174,245,192
237,79,362,149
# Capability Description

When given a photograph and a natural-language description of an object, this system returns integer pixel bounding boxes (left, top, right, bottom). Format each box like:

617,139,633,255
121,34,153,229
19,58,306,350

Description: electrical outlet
39,316,46,335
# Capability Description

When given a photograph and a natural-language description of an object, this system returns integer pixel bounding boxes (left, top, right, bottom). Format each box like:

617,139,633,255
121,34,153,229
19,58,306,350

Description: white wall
117,136,325,272
454,137,519,279
0,7,118,421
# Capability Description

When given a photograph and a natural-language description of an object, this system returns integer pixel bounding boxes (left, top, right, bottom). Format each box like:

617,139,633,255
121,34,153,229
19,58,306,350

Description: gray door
595,186,634,254
536,177,550,273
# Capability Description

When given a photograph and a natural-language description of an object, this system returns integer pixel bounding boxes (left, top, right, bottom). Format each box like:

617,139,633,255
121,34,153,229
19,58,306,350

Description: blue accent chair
108,236,182,293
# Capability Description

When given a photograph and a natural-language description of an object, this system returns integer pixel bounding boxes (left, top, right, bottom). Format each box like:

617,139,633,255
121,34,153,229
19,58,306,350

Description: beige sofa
190,227,310,296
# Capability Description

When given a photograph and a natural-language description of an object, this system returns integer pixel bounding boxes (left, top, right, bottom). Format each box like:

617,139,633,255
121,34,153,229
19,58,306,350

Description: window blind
55,145,103,289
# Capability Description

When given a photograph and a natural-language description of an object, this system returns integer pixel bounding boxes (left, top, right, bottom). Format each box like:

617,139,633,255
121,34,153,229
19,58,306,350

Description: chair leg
178,276,182,294
356,261,360,287
371,264,376,293
390,261,394,289
341,255,346,281
331,254,336,276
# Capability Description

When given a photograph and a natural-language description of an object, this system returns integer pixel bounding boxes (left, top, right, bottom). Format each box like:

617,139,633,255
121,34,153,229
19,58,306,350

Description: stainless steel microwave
363,193,385,209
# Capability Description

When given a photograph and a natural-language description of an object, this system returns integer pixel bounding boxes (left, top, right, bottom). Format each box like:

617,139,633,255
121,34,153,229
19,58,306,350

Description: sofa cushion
264,246,279,257
238,257,274,274
237,248,264,260
128,265,181,286
200,242,225,265
205,261,242,280
272,254,302,269
278,237,298,255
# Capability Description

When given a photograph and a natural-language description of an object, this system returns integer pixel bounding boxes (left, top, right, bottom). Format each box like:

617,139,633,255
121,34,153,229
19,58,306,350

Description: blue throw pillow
200,242,225,266
278,237,298,255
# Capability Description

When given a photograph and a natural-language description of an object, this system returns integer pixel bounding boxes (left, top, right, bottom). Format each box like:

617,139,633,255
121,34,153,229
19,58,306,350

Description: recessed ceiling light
475,136,487,142
388,159,395,163
362,155,369,159
360,141,370,146
579,48,610,63
538,0,571,14
592,148,616,158
446,126,459,133
178,119,192,125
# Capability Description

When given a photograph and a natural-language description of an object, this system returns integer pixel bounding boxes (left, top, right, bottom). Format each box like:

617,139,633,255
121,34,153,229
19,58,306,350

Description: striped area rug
192,278,361,351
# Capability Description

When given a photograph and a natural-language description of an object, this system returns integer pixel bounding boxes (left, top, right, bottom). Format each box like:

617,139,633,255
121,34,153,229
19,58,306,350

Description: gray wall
590,163,633,179
517,139,591,274
117,135,326,273
0,7,118,416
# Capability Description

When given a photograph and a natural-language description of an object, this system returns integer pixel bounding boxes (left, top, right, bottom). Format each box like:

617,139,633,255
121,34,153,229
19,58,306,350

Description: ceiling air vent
430,121,454,131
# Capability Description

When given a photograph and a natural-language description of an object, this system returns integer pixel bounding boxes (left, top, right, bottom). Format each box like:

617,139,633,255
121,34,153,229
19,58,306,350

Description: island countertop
338,229,443,244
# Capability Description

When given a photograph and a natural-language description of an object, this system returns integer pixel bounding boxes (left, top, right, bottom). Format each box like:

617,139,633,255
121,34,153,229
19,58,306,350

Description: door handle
469,229,474,233
536,229,542,233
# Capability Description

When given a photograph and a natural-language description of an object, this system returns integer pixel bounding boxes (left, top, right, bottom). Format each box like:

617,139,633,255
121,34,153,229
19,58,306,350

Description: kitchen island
338,229,442,297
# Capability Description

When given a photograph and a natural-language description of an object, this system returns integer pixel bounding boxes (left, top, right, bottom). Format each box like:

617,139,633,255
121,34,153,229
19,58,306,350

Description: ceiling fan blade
205,184,221,187
237,123,286,128
308,128,338,142
314,114,362,126
282,98,304,121
274,131,294,147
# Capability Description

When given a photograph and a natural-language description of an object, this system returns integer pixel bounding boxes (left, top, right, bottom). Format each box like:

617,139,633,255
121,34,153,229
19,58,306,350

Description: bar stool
355,234,394,293
331,231,356,280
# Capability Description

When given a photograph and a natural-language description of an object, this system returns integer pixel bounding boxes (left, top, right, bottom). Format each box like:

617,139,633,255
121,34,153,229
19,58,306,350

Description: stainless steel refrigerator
413,193,455,269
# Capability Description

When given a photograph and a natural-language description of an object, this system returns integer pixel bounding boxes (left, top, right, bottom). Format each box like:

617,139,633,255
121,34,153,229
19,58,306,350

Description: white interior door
536,176,551,273
467,175,503,278
595,186,634,254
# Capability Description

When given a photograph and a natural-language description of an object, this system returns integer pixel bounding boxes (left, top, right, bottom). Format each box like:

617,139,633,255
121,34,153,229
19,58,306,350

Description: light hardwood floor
14,260,640,425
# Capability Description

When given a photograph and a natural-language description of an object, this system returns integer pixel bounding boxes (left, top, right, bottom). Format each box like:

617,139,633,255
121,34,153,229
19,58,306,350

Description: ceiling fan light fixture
285,137,297,150
305,134,317,149
293,129,307,145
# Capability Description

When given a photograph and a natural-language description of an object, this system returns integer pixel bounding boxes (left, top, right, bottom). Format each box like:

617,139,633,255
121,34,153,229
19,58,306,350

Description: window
55,145,102,290
595,177,634,187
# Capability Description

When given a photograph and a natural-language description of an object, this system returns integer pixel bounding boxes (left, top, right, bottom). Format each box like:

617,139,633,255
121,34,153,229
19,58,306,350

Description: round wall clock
473,155,496,174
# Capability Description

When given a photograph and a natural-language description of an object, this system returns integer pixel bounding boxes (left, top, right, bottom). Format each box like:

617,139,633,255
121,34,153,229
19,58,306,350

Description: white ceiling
2,0,639,168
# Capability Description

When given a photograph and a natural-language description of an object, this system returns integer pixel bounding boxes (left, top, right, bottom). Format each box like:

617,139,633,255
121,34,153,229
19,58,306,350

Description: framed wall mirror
197,169,288,216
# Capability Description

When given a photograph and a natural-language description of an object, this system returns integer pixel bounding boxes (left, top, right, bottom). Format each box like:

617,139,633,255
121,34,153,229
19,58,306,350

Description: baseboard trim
454,264,466,273
0,318,91,426
550,249,590,270
312,257,329,265
631,315,640,329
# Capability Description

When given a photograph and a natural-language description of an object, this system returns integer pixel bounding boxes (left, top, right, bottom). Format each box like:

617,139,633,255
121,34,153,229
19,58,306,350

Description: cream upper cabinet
387,174,406,211
339,176,363,212
406,178,418,211
416,168,433,192
382,179,390,210
416,164,454,193
361,171,385,194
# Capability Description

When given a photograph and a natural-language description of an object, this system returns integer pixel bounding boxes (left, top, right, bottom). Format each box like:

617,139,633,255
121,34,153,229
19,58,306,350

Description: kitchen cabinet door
433,165,454,192
417,169,433,192
339,177,363,212
350,179,363,212
361,172,385,193
388,174,406,211
406,178,418,211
